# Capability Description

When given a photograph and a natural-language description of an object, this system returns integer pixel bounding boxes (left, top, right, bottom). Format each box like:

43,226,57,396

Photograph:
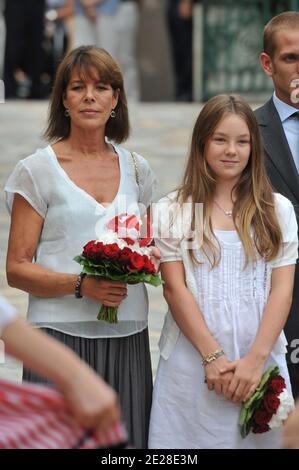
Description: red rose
103,243,120,260
263,393,280,414
93,242,104,257
119,247,133,263
95,242,104,253
253,409,272,426
252,423,270,434
83,241,105,259
83,241,95,256
83,240,96,254
129,253,144,271
269,376,285,395
89,245,99,258
143,256,156,274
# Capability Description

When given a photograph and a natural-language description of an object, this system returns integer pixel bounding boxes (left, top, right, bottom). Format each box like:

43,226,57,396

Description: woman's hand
204,355,235,396
61,367,120,431
149,246,161,272
81,277,127,307
220,354,265,403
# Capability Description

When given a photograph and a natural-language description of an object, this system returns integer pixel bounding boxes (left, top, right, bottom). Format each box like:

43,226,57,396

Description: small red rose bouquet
239,366,294,438
74,213,162,323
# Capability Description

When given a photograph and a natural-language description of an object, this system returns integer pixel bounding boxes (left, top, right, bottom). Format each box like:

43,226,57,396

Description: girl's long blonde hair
177,94,282,267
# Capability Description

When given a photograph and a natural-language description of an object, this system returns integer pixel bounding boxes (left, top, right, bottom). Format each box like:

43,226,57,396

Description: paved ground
0,99,202,382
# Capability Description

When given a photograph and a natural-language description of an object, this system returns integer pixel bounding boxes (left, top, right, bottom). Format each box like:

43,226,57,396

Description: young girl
148,95,298,449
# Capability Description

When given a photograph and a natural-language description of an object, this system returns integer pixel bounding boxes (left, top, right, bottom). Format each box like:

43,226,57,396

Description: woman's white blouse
5,145,157,338
0,297,16,337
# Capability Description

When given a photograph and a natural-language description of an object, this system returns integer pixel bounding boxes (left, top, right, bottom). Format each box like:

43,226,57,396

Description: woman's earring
64,108,70,117
110,109,116,118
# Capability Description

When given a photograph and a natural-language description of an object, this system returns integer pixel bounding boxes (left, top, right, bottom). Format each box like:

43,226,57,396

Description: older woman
5,46,157,448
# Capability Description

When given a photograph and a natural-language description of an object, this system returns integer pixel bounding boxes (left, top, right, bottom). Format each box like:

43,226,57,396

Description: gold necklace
214,200,233,217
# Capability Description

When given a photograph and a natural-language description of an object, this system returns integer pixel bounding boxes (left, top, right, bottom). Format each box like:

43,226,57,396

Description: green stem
97,305,118,323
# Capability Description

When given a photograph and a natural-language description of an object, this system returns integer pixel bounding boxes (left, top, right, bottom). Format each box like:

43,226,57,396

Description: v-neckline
47,144,124,210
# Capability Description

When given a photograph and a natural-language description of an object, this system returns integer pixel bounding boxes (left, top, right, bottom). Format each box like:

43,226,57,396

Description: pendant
225,211,232,217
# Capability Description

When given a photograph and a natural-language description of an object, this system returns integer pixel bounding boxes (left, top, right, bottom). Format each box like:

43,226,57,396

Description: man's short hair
263,11,299,58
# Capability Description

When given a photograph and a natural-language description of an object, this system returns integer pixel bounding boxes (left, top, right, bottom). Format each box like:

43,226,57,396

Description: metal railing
194,0,299,101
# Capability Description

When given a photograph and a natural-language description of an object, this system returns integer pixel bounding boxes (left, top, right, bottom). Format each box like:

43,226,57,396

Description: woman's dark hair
44,46,130,143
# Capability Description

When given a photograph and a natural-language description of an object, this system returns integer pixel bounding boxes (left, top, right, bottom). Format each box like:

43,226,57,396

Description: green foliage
74,254,163,323
75,254,162,286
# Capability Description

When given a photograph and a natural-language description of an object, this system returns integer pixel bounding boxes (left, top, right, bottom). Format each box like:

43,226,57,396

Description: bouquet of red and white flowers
239,366,294,438
74,213,162,323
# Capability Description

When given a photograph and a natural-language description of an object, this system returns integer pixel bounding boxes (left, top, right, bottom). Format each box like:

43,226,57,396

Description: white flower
97,230,118,244
130,243,151,256
268,389,295,429
96,230,151,256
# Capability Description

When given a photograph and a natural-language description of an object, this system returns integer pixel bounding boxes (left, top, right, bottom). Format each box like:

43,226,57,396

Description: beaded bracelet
201,348,224,366
75,273,86,299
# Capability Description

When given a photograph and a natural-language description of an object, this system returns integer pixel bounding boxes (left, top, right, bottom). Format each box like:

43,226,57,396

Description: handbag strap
131,151,139,186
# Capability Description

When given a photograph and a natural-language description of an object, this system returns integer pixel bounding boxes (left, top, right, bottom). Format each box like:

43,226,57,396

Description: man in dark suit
4,0,46,98
255,11,299,398
167,0,193,102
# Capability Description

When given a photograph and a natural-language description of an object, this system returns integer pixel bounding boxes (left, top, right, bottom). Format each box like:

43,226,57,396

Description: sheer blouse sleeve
4,159,47,218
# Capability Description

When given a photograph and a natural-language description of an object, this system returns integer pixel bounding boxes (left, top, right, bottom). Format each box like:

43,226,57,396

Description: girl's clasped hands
204,353,265,403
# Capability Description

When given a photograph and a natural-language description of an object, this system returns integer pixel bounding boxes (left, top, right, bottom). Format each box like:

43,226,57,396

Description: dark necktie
291,111,299,119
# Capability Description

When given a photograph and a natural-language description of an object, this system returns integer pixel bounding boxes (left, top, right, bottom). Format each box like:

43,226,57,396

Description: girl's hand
204,355,235,396
149,246,161,272
81,277,127,307
282,402,299,449
220,354,265,403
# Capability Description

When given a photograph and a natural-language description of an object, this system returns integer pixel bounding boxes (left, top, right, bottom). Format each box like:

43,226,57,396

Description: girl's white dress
149,193,298,449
